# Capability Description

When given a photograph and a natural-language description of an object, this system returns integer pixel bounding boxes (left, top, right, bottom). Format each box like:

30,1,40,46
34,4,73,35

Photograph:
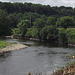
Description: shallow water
0,39,75,75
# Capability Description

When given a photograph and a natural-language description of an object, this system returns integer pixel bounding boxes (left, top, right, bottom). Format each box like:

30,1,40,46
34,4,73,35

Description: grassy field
0,40,17,49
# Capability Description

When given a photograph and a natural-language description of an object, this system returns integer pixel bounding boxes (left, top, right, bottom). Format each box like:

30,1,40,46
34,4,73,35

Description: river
0,39,75,75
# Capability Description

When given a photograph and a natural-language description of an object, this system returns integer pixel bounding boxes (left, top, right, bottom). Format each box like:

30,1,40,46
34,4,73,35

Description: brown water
0,39,75,75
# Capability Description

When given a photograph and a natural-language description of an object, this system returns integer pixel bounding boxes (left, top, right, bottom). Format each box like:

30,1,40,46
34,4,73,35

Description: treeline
0,2,75,44
0,2,75,16
12,15,75,44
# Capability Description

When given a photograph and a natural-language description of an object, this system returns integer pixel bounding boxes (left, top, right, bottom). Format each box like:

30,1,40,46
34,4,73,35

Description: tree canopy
1,1,75,43
40,26,58,41
56,16,75,29
0,10,11,37
16,19,30,37
46,16,56,26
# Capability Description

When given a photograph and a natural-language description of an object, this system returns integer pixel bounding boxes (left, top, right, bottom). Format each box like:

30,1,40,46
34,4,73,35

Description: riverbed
0,39,75,75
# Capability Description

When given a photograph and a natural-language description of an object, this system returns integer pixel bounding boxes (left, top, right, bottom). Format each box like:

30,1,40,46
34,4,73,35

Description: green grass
0,40,17,49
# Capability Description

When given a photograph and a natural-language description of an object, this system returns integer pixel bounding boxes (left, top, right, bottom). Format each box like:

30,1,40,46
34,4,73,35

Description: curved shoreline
0,44,28,53
52,63,75,75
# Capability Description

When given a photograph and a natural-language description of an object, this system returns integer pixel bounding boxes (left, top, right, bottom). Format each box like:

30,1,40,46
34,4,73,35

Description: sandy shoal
0,44,28,53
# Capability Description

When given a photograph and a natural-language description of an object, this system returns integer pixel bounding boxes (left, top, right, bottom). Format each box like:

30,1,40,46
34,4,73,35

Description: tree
17,19,30,37
46,16,56,26
58,28,68,45
56,16,75,29
40,26,58,41
23,12,41,27
58,28,65,42
33,16,47,38
33,16,47,29
7,13,23,28
0,10,11,37
66,28,75,44
12,28,21,36
25,28,38,38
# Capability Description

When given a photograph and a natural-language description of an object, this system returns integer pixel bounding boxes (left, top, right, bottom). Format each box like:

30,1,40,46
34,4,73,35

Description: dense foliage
58,28,67,44
0,10,11,37
12,19,30,37
66,28,75,44
0,2,75,16
40,26,58,41
56,16,75,29
46,17,56,26
0,2,75,43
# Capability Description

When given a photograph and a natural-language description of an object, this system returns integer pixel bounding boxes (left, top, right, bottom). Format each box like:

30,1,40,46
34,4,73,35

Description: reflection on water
0,51,11,61
0,39,75,75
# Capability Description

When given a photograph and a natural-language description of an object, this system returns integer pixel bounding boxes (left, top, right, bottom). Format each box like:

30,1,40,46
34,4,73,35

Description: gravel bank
0,44,28,53
52,63,75,75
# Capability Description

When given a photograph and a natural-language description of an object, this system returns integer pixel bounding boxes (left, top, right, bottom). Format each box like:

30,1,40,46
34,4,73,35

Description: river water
0,39,75,75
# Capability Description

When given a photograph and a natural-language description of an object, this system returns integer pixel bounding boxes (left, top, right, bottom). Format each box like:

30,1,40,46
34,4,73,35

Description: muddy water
0,39,75,75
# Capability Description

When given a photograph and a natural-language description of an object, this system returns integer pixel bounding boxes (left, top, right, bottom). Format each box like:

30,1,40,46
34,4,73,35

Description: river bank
0,39,75,75
0,43,28,53
52,62,75,75
5,36,75,47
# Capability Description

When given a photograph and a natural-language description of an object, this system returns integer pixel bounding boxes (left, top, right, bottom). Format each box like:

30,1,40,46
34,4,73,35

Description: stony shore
0,44,28,53
52,63,75,75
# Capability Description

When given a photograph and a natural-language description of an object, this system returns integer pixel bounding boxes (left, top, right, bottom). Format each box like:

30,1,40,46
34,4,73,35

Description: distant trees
0,2,75,17
8,13,21,28
56,16,75,29
1,1,75,44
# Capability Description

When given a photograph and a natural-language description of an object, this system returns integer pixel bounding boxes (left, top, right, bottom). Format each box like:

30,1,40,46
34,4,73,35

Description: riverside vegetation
0,40,17,49
0,1,75,75
52,62,75,75
0,40,28,53
0,2,75,44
